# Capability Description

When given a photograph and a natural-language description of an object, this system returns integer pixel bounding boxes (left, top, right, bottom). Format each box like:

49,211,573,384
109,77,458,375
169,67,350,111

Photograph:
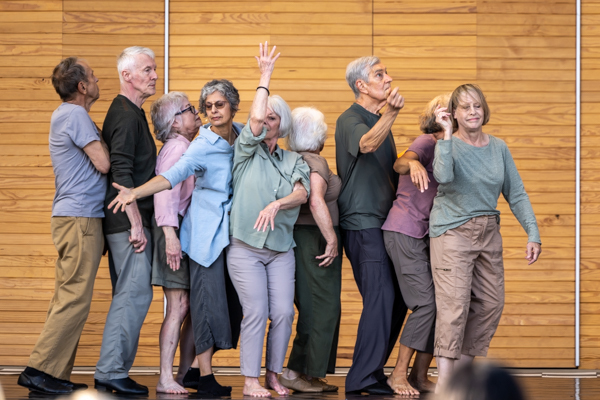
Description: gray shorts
151,215,190,289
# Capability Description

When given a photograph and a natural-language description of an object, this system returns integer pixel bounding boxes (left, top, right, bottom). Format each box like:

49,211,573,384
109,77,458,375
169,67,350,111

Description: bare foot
387,374,420,396
408,375,436,393
265,372,290,396
243,380,272,397
156,379,188,394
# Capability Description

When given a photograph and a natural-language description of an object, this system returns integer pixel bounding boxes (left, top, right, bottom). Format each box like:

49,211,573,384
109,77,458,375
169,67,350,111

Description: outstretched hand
255,41,280,76
107,182,137,214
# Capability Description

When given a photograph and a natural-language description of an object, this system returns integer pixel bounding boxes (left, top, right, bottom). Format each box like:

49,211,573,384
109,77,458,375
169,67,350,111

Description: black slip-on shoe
347,381,395,395
18,368,73,395
94,377,148,395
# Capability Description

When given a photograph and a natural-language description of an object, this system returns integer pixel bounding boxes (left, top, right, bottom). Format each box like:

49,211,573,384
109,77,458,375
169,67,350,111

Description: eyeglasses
204,101,228,110
175,105,196,116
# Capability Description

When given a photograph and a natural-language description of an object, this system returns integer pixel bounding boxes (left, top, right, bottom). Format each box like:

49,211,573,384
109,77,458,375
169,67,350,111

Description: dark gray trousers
383,230,436,354
189,252,242,354
343,228,407,392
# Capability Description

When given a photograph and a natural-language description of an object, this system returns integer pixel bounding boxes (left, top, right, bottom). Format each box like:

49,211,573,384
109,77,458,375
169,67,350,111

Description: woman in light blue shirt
108,81,244,396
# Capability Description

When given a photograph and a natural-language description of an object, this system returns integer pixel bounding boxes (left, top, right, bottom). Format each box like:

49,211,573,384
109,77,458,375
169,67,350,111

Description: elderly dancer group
18,41,542,397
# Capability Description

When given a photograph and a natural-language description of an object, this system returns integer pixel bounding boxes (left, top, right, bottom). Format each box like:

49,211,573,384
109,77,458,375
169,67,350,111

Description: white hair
150,92,188,143
287,107,328,152
117,46,155,84
267,95,293,138
345,56,381,99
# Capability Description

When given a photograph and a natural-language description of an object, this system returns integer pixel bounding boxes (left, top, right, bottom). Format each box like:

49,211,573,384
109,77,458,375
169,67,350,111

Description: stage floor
1,370,599,400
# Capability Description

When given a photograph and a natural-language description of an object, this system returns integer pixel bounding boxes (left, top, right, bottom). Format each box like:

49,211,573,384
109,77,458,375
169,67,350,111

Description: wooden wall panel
582,0,600,370
0,0,580,371
373,0,576,369
476,0,575,368
0,0,165,367
0,0,65,367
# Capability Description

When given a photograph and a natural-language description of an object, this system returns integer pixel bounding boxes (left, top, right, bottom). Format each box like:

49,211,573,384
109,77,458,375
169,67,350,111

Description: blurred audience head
437,362,526,400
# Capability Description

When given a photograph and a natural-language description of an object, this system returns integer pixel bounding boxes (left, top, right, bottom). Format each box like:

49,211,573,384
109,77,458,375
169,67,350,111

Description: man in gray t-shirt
18,57,110,395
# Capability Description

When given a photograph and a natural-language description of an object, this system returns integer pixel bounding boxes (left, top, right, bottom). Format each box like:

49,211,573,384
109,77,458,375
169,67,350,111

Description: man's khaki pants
28,217,104,380
431,215,504,360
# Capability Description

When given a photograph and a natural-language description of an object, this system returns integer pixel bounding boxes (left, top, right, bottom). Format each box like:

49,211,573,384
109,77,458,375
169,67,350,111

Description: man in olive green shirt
335,56,408,395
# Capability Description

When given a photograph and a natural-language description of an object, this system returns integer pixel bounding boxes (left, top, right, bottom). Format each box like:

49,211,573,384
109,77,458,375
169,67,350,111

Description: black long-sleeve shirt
102,94,157,235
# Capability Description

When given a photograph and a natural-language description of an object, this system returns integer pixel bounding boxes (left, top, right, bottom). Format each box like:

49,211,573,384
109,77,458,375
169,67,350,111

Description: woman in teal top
226,43,310,398
430,84,542,392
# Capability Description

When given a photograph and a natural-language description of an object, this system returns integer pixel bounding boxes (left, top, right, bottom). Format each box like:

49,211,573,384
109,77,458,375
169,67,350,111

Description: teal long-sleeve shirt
430,135,541,244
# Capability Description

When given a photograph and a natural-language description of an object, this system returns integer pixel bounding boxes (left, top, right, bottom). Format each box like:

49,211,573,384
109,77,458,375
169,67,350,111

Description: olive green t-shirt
335,103,398,231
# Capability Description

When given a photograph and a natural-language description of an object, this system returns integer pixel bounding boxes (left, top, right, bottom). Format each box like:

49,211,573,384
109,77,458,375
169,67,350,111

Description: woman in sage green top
226,43,310,398
430,83,542,392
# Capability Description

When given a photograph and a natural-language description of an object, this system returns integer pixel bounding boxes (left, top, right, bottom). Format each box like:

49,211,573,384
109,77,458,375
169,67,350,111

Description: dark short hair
51,57,87,101
448,83,491,132
199,79,240,117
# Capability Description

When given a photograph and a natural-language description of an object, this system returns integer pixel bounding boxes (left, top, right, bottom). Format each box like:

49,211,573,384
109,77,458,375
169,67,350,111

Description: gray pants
226,237,295,377
383,230,436,353
95,228,154,380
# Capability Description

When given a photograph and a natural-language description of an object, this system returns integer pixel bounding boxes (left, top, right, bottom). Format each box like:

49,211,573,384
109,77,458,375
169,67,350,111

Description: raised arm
358,87,404,153
249,42,280,137
432,106,455,184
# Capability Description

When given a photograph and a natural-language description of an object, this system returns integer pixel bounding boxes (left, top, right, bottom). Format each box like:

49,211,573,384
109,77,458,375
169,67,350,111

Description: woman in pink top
150,92,198,394
381,94,450,396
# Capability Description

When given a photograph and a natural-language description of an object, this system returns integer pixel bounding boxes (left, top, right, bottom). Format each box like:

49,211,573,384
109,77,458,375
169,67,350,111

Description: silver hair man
345,56,381,99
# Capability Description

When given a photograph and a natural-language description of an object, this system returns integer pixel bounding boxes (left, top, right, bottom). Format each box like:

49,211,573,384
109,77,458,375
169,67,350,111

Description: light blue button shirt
161,126,238,267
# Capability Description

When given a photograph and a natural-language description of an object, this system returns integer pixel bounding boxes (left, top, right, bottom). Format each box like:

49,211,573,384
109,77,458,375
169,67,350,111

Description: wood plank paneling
0,0,166,368
582,0,600,370
0,0,580,371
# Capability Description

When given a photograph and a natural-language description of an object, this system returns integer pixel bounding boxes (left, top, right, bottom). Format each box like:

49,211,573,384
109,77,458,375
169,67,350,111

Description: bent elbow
98,163,111,174
433,174,452,184
359,143,375,154
250,115,265,127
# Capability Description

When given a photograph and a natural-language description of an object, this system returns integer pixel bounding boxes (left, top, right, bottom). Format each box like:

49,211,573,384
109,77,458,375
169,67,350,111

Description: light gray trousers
226,237,295,377
95,228,153,380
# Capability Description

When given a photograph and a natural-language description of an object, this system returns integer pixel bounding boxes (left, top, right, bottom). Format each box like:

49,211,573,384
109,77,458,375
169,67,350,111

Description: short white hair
267,95,293,139
287,107,328,152
117,46,155,84
346,56,380,99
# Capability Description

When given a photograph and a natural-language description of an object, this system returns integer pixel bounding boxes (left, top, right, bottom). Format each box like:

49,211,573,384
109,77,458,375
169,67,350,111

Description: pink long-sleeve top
154,134,194,228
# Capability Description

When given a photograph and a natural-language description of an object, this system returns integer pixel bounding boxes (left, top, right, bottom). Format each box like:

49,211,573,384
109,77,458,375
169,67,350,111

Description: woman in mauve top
381,93,450,396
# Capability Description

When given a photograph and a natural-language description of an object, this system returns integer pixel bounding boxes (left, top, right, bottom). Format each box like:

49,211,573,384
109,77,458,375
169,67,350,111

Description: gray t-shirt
430,135,540,243
49,103,106,218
